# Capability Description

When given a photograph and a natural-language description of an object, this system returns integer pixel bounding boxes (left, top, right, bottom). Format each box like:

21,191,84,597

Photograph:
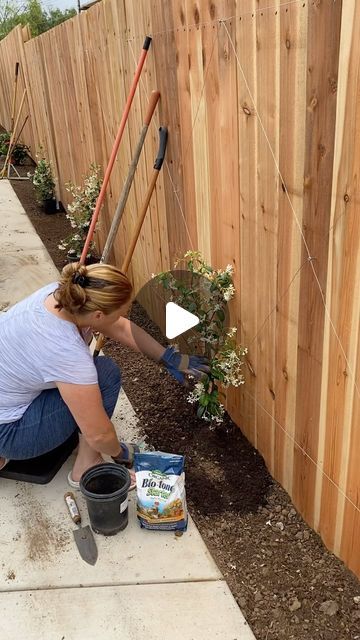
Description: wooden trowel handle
64,492,81,525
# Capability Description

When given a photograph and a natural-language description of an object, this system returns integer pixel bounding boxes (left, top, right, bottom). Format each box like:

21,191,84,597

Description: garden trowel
64,492,98,565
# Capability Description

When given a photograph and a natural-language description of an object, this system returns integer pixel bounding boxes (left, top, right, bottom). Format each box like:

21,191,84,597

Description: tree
46,7,77,31
26,0,47,36
0,0,76,40
0,2,24,39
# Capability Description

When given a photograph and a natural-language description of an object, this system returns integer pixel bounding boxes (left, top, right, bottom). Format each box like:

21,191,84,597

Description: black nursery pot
43,198,57,214
66,252,80,263
80,463,131,536
66,253,99,265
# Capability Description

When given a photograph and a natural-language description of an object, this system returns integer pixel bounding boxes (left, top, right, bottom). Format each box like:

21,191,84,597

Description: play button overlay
165,302,199,339
129,269,229,356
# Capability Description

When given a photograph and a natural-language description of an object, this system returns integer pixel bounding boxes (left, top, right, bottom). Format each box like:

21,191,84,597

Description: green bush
154,251,247,425
58,163,102,258
28,152,56,202
0,132,29,164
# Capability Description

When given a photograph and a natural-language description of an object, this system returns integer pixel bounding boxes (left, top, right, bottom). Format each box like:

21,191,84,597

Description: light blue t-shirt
0,282,98,424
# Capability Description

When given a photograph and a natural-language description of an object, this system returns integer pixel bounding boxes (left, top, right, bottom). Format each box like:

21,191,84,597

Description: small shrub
11,143,30,165
28,151,56,202
58,163,102,258
153,251,247,425
0,131,30,164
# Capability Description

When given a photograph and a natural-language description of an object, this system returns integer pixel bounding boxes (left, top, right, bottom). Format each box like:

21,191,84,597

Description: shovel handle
144,90,160,126
65,492,81,525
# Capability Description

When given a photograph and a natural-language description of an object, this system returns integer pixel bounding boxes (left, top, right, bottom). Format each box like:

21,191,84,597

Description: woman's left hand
160,346,210,384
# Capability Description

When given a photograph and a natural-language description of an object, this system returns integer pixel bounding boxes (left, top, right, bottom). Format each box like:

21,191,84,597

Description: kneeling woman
0,262,207,488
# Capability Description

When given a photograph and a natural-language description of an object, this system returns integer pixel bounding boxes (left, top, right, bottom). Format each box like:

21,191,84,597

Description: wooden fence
1,0,360,578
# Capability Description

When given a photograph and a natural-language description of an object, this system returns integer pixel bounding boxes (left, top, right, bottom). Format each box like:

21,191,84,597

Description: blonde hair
54,262,133,316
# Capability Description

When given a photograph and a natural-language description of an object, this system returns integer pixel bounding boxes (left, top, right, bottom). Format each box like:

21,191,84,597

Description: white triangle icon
165,302,200,339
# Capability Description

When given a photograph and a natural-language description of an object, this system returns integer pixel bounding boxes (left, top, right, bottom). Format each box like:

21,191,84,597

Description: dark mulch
10,161,360,640
107,301,272,517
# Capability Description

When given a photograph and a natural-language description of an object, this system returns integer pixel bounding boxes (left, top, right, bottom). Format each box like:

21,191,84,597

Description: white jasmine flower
223,284,235,301
187,380,206,406
209,404,225,425
194,381,205,394
227,327,237,338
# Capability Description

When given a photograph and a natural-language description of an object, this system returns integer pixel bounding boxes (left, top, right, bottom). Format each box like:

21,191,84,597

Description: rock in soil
319,601,340,616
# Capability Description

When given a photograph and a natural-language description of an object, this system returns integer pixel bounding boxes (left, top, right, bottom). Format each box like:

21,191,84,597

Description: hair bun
55,262,132,316
72,272,89,288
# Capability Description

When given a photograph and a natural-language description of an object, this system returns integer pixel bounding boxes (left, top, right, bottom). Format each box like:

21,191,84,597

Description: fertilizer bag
134,451,188,531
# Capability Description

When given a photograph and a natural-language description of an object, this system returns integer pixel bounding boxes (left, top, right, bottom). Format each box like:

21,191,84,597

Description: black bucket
80,463,131,535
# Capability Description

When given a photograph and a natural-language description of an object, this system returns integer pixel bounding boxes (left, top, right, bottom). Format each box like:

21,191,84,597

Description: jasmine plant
58,163,102,259
153,250,247,425
28,151,55,203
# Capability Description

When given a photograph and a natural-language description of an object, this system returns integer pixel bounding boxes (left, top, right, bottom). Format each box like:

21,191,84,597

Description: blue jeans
0,357,121,460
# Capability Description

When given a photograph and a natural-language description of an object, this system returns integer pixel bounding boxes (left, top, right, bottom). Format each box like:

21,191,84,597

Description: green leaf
211,369,224,382
197,405,206,419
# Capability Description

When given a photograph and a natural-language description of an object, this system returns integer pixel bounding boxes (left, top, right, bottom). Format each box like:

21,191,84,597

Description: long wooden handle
144,89,160,125
13,115,29,148
0,89,26,178
10,62,20,132
121,126,168,271
121,171,159,273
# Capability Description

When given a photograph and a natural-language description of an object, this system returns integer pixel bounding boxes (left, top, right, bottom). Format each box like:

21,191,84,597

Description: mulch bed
10,164,360,640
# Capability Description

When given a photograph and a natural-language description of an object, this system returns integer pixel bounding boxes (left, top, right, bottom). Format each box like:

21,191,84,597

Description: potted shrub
28,152,56,213
11,142,30,165
58,163,102,263
0,131,30,165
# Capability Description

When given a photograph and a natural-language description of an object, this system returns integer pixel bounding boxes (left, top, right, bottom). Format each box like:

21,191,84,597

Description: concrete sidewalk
0,179,256,640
